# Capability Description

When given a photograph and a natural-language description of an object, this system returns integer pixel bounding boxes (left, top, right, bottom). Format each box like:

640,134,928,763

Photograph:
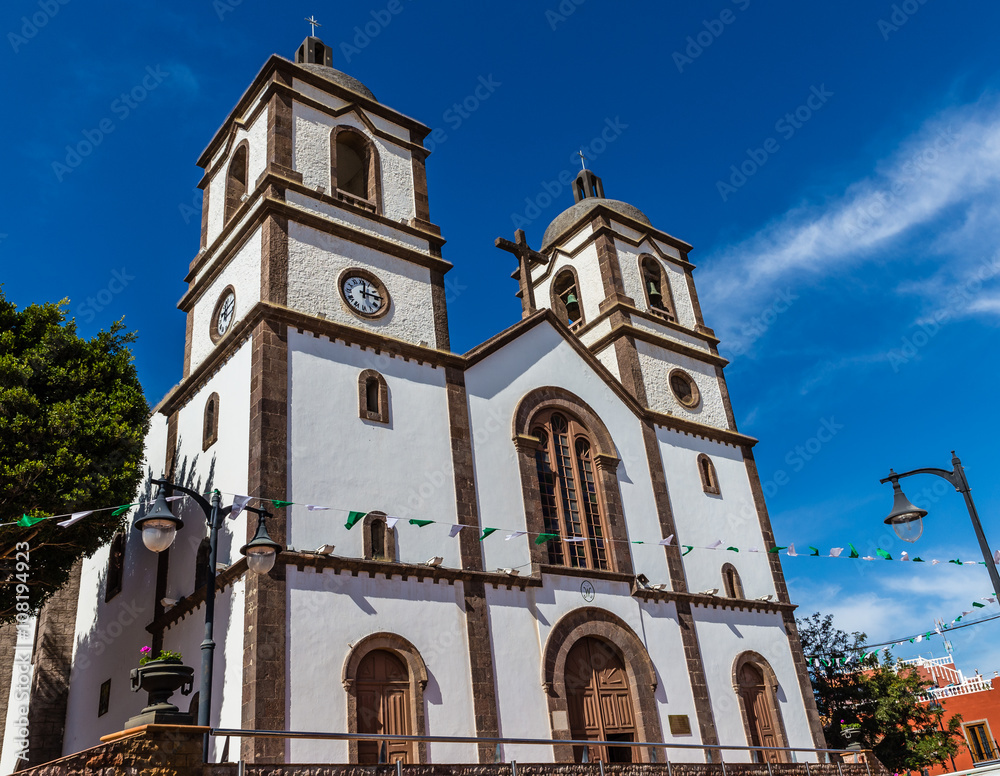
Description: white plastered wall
657,429,776,599
693,607,816,762
0,617,35,773
533,242,603,327
189,228,262,372
286,332,457,565
286,222,439,348
636,341,729,429
286,569,478,763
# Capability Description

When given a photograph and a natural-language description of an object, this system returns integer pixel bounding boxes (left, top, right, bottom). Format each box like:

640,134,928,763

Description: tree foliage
798,613,964,772
0,291,148,622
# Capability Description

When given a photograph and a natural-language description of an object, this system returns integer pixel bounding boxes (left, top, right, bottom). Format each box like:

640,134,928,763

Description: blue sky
5,1,1000,673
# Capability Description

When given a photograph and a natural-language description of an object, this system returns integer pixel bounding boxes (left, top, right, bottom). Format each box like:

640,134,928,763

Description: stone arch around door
732,651,790,763
541,607,664,763
342,633,429,763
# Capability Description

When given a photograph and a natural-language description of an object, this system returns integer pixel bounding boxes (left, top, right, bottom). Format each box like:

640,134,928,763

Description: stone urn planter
842,726,863,751
126,658,195,728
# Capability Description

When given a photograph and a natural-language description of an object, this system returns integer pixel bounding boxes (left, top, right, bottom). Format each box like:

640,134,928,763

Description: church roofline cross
495,229,549,317
578,149,588,171
305,15,322,37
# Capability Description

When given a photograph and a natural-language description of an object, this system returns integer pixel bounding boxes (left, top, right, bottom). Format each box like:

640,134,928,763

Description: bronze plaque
668,714,692,735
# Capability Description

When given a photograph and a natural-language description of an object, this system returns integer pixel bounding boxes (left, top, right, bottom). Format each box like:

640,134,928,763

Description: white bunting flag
829,548,843,557
787,544,798,557
229,495,251,520
707,540,723,550
901,552,909,561
659,535,674,546
505,531,526,541
748,547,760,553
306,505,330,512
385,517,400,529
994,549,1000,565
449,525,465,538
915,635,924,642
932,560,941,565
58,511,94,528
564,537,586,543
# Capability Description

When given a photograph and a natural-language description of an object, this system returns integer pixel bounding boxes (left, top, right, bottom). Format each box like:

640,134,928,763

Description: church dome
541,197,651,251
297,63,377,102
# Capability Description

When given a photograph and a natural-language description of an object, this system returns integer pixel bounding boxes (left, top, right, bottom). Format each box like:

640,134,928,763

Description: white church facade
1,36,825,768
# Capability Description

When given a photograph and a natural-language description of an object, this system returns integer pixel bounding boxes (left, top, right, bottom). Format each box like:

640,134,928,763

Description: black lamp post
880,451,1000,599
134,479,282,760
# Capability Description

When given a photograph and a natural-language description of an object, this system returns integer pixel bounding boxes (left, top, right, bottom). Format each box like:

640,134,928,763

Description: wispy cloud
701,95,1000,339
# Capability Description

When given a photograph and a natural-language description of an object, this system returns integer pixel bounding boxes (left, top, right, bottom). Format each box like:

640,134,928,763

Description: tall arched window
551,270,584,329
332,128,380,212
722,563,744,599
105,530,126,602
533,412,610,570
640,255,675,321
358,370,389,424
697,453,720,495
203,392,219,451
363,512,395,561
224,143,248,224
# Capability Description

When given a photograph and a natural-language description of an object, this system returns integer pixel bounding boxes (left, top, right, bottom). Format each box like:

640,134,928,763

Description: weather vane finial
578,149,588,171
305,15,322,37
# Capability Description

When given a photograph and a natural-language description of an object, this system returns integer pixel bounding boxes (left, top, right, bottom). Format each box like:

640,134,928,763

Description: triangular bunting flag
564,536,586,543
727,546,739,552
949,559,963,565
901,552,909,561
973,602,986,608
505,531,526,541
829,548,843,557
848,544,859,558
534,533,559,545
876,549,892,560
111,504,135,517
57,511,94,528
345,511,367,530
913,557,924,562
480,528,498,541
409,519,434,528
682,546,694,556
386,517,400,529
271,500,293,508
809,547,820,556
748,547,760,553
659,535,674,546
768,546,787,554
787,544,798,557
707,540,723,550
994,550,1000,565
229,495,251,520
17,514,46,528
306,505,330,512
449,525,465,538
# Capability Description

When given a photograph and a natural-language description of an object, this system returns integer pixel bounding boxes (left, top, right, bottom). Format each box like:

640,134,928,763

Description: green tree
0,292,148,623
798,613,964,772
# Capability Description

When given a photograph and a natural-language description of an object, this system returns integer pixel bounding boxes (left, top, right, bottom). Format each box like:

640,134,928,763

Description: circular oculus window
211,287,237,343
668,369,701,409
338,268,390,319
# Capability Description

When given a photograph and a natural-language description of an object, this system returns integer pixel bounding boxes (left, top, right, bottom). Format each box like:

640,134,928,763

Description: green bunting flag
768,546,786,554
682,545,694,556
913,557,925,562
344,511,367,530
271,500,293,508
17,514,46,528
973,602,986,608
111,504,134,517
949,559,962,565
727,546,739,552
534,533,559,545
480,528,498,541
848,544,860,558
876,549,892,561
409,519,434,528
809,547,820,556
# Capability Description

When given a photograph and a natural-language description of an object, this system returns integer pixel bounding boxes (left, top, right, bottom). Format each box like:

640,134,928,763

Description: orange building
901,656,1000,772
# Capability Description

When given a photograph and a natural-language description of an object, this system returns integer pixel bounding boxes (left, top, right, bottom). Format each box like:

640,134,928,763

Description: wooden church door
738,663,783,763
357,650,413,764
566,637,637,763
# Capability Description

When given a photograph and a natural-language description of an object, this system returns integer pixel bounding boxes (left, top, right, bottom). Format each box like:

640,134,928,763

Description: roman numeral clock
339,269,390,319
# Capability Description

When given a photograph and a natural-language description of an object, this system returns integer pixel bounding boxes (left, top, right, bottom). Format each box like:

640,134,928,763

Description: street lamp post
134,479,282,761
880,451,1000,600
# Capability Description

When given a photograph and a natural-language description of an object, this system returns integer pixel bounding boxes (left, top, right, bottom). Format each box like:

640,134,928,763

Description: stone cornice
145,558,248,635
577,301,720,349
647,408,758,448
588,320,730,369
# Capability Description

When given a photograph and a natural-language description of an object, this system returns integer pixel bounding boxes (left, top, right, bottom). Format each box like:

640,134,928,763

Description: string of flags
5,489,1000,574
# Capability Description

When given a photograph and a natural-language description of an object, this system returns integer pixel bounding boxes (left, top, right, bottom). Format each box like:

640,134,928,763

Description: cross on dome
305,15,322,36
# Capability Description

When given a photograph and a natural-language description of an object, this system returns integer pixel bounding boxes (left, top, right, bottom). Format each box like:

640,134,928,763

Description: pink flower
140,646,151,654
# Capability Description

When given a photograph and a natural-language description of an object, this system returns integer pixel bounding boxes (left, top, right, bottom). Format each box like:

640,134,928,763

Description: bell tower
499,168,737,434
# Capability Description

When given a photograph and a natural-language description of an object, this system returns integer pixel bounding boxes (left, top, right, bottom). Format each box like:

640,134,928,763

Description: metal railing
212,728,869,771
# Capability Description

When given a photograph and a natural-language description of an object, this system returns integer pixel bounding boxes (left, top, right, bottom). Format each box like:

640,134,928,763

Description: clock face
216,291,236,336
342,275,386,317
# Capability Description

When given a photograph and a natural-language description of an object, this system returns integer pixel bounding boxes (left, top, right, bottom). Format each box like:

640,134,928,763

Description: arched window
224,143,248,224
105,530,126,602
697,453,720,495
533,412,610,570
639,255,675,321
551,270,584,329
358,370,389,424
203,392,220,451
722,563,744,599
332,128,380,212
733,653,790,763
194,537,211,591
363,512,395,561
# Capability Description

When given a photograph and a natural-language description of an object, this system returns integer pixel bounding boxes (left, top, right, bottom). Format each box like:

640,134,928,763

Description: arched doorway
356,650,413,764
566,637,637,763
736,661,785,763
